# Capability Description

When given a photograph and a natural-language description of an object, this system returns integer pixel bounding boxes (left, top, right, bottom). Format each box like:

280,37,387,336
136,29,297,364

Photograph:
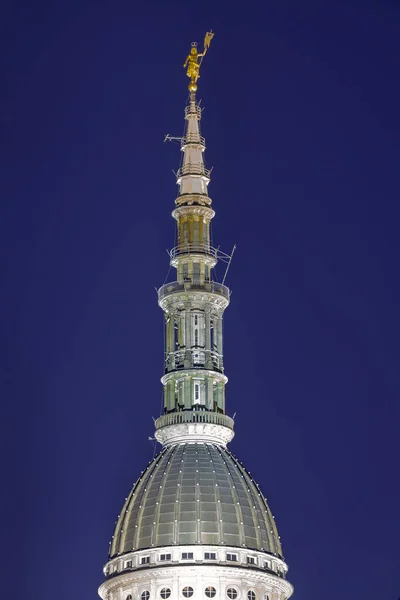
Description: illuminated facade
98,37,293,600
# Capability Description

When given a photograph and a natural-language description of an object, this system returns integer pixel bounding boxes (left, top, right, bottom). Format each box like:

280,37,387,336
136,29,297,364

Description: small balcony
155,410,234,431
185,104,202,119
181,133,205,148
176,164,211,179
169,242,218,260
158,280,230,303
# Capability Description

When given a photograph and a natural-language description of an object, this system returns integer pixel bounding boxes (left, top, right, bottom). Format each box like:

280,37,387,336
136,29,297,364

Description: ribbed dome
110,443,282,558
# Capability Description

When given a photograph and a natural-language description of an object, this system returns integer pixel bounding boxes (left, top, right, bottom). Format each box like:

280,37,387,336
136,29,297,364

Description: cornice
155,422,234,447
99,563,293,598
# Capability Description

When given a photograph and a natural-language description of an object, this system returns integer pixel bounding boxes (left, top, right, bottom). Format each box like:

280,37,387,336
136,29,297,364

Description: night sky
2,1,400,599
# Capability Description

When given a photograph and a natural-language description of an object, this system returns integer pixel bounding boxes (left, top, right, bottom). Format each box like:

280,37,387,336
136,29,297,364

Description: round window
161,590,171,599
183,587,194,598
227,589,238,600
205,587,216,598
142,592,150,600
248,592,256,600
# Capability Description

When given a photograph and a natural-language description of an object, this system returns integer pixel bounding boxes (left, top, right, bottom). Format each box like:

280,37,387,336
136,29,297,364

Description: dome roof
109,443,282,558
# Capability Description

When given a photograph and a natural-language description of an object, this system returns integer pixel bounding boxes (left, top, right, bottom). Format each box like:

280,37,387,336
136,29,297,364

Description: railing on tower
155,410,234,431
158,280,230,303
185,104,202,119
181,133,206,148
170,242,216,258
168,243,231,262
177,164,211,178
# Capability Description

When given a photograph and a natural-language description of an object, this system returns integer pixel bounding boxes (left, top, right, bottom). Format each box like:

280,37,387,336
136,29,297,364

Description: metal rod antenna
222,244,236,285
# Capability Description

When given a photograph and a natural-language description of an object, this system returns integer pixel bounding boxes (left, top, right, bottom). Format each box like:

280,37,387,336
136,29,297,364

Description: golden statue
184,31,214,92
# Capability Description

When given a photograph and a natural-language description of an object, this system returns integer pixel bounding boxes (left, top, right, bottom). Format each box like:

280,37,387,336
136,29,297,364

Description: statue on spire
183,31,214,92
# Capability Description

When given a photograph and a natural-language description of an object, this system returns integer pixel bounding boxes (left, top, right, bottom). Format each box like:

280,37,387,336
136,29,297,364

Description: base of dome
155,422,234,447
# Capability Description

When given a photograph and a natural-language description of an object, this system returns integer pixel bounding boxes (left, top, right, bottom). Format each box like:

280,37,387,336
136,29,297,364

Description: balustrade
155,410,234,431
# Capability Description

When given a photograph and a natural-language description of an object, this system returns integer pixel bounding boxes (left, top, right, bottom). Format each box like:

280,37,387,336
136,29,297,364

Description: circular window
227,589,238,600
142,592,150,600
183,587,194,598
161,590,171,599
248,592,256,600
205,587,216,598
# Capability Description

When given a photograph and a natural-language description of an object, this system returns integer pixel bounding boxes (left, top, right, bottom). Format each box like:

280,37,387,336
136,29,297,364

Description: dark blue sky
2,1,400,599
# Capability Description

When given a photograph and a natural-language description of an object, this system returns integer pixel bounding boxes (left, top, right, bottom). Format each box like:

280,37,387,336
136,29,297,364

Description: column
184,376,191,410
178,311,184,347
165,380,175,412
199,217,204,250
206,379,213,410
205,308,212,369
184,306,191,368
216,382,225,413
166,313,175,370
216,315,223,355
199,259,205,284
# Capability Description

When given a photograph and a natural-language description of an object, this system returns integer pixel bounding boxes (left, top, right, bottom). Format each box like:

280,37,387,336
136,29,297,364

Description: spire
177,32,214,204
155,34,233,448
177,92,211,200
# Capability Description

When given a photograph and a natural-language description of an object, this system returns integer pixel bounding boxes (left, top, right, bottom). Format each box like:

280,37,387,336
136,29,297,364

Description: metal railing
158,280,230,302
181,134,205,148
169,243,231,263
155,410,234,431
185,105,202,119
169,243,218,259
177,164,211,178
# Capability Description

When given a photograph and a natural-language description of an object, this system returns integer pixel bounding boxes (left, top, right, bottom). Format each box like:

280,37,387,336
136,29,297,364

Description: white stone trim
159,291,229,312
172,206,215,220
155,422,234,446
161,370,228,386
104,546,288,579
99,562,293,600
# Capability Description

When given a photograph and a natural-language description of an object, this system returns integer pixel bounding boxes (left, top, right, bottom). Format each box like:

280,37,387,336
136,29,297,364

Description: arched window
248,592,256,600
126,596,132,600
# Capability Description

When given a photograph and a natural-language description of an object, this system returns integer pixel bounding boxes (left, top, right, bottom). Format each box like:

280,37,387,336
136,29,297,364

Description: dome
109,442,282,558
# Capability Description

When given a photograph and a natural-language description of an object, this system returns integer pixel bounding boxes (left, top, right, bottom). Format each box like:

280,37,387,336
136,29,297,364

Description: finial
183,31,214,92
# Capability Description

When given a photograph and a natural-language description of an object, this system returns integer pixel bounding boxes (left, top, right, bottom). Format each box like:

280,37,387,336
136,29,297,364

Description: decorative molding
159,290,229,313
173,204,215,218
161,370,228,386
99,562,293,600
155,422,234,446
